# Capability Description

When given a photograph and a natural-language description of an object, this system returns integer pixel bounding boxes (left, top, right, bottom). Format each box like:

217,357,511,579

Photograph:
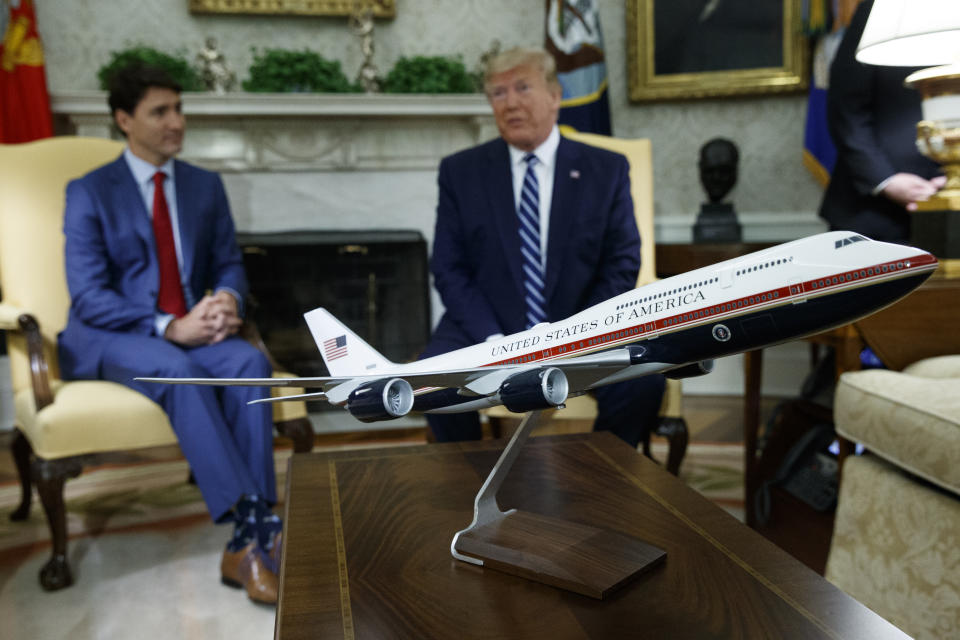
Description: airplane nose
906,245,937,266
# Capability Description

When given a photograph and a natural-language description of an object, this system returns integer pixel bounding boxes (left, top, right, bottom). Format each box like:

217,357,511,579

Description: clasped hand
164,291,241,346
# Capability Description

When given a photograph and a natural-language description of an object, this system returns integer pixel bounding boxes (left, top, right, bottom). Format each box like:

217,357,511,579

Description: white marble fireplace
53,91,497,248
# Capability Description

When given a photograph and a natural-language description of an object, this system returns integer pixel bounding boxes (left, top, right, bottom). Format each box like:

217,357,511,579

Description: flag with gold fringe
0,0,53,143
545,0,611,135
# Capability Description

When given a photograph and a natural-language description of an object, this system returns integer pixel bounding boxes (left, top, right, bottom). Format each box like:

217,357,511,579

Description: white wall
10,0,821,408
35,0,825,225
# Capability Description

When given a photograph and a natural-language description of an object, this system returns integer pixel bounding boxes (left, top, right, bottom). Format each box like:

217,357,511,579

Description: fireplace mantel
52,90,498,246
52,91,497,173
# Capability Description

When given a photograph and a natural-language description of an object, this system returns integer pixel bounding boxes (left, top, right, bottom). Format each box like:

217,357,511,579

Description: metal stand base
450,411,666,599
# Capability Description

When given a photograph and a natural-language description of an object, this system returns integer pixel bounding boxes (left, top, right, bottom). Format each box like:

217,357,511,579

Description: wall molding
655,211,827,244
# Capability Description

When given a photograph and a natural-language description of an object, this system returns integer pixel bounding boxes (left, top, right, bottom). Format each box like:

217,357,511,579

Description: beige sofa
826,355,960,640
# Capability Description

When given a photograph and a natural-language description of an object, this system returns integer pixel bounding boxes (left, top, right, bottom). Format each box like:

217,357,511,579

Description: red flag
0,0,53,143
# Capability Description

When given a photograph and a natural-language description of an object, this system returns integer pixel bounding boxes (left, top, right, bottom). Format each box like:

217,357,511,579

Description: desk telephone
755,424,838,525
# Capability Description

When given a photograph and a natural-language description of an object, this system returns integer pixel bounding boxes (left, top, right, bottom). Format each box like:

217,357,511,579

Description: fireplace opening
237,230,431,410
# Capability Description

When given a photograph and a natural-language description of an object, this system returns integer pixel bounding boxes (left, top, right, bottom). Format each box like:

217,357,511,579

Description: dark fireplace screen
237,230,431,401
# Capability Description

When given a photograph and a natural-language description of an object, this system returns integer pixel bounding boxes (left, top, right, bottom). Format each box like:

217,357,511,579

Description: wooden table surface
275,432,907,639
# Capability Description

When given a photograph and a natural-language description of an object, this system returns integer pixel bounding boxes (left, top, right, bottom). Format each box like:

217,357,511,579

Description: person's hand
164,295,220,346
881,173,947,210
207,290,242,344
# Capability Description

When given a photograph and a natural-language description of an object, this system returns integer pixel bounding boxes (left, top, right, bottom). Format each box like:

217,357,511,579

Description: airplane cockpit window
835,235,867,249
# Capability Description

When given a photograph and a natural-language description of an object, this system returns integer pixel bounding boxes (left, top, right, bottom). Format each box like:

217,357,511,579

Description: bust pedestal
913,197,960,278
693,202,742,243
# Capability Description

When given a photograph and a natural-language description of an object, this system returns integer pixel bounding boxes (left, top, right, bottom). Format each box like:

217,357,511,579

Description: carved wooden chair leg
641,430,653,459
275,417,314,453
34,456,83,590
488,416,505,440
656,416,689,476
10,430,34,521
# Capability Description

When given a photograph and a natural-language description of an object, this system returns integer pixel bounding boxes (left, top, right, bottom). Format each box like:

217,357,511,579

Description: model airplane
138,231,937,422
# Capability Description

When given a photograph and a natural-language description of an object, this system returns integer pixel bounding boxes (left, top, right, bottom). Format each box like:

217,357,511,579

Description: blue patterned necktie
518,153,547,329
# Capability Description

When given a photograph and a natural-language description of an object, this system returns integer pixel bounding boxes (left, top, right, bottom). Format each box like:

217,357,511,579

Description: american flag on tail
323,335,348,361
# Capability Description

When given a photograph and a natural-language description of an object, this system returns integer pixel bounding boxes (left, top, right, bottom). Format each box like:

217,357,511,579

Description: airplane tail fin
304,307,396,376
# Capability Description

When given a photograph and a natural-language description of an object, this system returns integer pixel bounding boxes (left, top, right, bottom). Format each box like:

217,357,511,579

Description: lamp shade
856,0,960,66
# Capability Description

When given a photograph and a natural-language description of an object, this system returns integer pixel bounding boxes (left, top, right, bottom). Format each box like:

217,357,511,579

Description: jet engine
497,367,569,413
665,360,715,380
346,378,414,423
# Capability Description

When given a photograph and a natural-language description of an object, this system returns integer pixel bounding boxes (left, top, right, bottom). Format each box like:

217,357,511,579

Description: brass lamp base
910,206,960,260
907,65,960,264
915,192,960,212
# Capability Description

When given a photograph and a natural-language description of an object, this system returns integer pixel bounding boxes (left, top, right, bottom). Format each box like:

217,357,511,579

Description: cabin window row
661,292,780,326
735,256,794,277
617,277,721,310
808,263,905,290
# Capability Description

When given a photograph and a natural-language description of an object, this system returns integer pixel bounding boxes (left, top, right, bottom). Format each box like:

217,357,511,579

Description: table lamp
856,0,960,266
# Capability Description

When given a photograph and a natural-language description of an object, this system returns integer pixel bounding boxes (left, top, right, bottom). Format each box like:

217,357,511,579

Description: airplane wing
135,346,680,404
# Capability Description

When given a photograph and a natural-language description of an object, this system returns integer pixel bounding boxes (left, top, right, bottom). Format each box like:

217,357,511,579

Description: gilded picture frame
626,0,808,102
188,0,395,18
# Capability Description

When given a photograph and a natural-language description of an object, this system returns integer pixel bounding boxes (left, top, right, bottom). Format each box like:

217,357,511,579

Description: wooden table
854,276,960,371
741,324,863,528
275,432,907,639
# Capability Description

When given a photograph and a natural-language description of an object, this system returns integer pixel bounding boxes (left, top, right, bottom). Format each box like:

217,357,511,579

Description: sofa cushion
902,354,960,379
835,365,960,496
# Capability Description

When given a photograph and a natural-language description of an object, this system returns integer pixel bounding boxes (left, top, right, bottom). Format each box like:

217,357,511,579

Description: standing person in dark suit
422,46,666,446
59,64,281,605
819,0,945,242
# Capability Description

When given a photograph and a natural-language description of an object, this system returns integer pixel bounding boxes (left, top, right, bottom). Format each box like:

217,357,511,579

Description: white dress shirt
123,149,185,336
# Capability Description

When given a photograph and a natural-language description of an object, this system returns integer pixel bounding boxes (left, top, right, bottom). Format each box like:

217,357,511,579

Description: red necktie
152,171,187,317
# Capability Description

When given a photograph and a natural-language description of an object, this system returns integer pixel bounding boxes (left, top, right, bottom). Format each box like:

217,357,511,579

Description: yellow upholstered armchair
486,128,688,475
0,136,312,591
825,355,960,639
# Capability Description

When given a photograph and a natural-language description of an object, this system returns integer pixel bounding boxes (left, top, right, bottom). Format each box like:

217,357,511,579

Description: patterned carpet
0,439,744,639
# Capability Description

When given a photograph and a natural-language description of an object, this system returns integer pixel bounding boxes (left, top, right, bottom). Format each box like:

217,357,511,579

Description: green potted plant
243,49,359,93
382,55,478,94
97,46,205,91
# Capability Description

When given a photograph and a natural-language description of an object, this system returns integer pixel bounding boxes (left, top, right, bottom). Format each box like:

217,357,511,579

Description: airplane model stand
450,410,667,600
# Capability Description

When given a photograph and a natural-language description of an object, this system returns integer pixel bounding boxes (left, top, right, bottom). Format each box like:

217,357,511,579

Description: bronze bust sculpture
693,137,742,242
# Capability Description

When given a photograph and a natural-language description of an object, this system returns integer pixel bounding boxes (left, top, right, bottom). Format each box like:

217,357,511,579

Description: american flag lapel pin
570,169,580,179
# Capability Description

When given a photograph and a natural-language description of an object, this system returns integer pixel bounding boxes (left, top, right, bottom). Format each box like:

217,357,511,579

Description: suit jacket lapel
488,140,525,299
173,160,196,283
544,138,582,301
108,156,154,257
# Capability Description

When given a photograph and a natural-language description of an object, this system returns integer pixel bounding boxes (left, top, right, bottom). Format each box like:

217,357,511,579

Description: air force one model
138,232,938,422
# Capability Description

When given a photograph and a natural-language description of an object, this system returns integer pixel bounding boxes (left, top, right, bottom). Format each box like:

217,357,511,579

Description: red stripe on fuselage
412,256,936,395
487,256,935,367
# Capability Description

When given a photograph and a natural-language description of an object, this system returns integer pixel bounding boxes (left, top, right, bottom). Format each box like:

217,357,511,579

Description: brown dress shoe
221,542,278,605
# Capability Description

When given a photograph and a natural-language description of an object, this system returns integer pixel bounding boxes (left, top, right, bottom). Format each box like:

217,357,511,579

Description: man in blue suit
59,64,280,605
422,47,666,445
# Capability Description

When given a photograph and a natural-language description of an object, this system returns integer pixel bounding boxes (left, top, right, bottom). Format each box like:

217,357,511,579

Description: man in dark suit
59,64,280,605
422,46,665,445
819,0,945,242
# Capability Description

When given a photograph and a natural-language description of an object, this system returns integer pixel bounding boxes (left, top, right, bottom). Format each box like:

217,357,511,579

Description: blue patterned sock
252,498,283,552
226,495,261,552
